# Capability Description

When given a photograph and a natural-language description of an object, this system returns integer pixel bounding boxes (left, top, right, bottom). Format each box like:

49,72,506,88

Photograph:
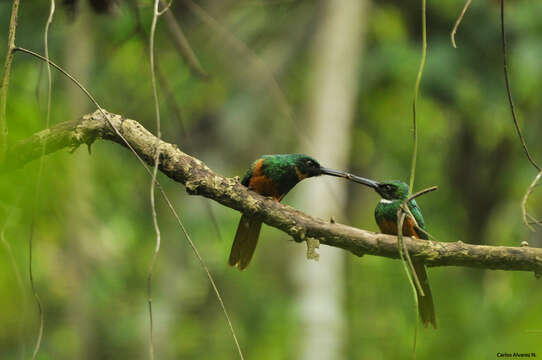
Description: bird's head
374,180,409,200
292,155,323,179
347,175,409,201
291,154,356,181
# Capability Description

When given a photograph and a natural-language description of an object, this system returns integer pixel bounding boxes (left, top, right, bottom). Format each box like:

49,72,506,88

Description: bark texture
3,109,542,275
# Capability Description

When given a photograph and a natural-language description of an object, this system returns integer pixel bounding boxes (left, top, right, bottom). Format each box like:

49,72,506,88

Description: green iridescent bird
229,154,353,270
349,176,437,329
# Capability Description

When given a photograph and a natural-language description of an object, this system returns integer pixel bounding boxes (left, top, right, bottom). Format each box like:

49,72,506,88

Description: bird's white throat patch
379,199,394,204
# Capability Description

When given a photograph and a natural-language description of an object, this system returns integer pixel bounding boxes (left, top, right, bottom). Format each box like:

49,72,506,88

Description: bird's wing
241,158,264,186
408,199,428,240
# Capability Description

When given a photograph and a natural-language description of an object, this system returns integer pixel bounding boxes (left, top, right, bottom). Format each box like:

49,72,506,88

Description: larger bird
351,176,437,329
229,154,352,270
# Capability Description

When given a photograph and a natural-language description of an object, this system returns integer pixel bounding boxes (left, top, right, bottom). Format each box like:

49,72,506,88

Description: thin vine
147,0,169,358
403,0,428,352
500,0,540,172
408,0,427,196
27,3,56,359
450,0,472,48
0,0,20,160
397,211,419,359
12,46,244,360
499,0,542,233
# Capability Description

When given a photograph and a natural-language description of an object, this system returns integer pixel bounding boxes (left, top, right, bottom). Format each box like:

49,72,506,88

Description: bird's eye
306,160,315,167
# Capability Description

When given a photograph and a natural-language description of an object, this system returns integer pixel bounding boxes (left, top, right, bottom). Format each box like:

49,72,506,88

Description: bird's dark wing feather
413,261,437,329
408,199,428,240
241,167,253,186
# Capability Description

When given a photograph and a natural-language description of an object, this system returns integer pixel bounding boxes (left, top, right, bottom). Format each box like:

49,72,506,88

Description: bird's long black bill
320,167,379,188
347,174,379,188
320,167,350,178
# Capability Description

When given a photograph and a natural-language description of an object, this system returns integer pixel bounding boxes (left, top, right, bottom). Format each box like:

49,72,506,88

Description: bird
350,176,437,329
229,154,353,270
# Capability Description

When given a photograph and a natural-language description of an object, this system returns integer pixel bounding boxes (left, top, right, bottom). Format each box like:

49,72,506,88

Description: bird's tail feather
228,215,262,270
413,261,437,329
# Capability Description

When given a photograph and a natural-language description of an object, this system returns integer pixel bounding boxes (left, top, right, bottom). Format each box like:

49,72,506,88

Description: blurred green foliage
1,0,542,359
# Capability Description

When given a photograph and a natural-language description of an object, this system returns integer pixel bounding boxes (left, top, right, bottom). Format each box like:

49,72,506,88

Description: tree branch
3,110,542,274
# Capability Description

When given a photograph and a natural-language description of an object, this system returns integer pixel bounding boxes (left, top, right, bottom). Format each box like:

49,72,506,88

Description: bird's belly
377,216,420,238
248,175,283,200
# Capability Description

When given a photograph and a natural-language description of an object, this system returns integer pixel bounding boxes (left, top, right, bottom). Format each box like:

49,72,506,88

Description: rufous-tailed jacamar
350,176,437,329
229,154,353,270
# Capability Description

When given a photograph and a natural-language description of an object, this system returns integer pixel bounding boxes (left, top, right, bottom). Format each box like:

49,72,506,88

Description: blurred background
1,0,542,359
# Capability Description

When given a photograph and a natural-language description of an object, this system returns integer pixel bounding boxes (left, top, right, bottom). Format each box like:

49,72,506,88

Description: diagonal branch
3,109,542,274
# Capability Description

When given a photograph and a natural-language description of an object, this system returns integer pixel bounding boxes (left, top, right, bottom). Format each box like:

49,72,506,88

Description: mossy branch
3,109,542,275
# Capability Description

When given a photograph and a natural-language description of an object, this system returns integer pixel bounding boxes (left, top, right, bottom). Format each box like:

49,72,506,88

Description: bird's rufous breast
377,215,422,238
247,159,284,200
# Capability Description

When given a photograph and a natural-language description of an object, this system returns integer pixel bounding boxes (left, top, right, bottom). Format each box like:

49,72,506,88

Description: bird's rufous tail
413,261,437,329
228,214,262,270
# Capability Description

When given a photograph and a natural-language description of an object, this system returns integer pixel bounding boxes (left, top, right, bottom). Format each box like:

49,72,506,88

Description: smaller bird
350,176,437,329
229,154,353,270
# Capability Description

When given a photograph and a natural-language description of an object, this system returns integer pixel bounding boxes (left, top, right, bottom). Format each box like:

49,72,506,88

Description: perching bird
350,177,437,329
229,154,352,270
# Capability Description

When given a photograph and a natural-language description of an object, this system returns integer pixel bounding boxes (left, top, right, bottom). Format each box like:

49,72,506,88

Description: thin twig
396,209,425,296
28,3,57,359
154,64,226,243
184,0,348,219
0,0,20,160
13,47,162,184
408,0,427,196
450,0,472,48
405,2,427,350
397,185,438,355
397,211,419,358
402,186,438,241
149,5,244,350
44,1,55,132
158,0,173,15
501,0,542,234
147,158,161,360
137,17,225,245
203,201,225,242
183,0,311,146
407,186,438,202
161,0,208,78
13,47,245,360
184,0,292,116
522,171,542,231
158,189,245,360
500,0,540,172
147,0,164,358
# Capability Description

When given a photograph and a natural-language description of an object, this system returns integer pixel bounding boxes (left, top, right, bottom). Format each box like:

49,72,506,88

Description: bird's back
241,155,300,199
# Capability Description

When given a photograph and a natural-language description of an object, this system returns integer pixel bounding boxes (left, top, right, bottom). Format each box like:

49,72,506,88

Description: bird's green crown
262,154,321,180
375,180,410,200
